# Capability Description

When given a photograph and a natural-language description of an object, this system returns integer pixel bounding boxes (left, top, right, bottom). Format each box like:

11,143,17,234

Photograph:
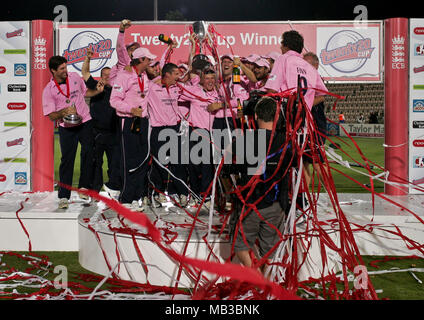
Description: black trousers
189,127,214,197
92,130,121,192
212,116,235,131
150,125,188,196
212,116,236,159
58,120,94,199
119,117,150,204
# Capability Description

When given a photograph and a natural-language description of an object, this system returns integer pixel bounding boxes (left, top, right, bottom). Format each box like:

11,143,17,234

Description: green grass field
324,135,385,193
1,251,423,300
39,134,424,300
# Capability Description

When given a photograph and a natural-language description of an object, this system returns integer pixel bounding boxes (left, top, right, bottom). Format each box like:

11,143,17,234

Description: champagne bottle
131,117,141,133
237,98,245,125
232,63,240,84
158,34,173,45
131,115,142,134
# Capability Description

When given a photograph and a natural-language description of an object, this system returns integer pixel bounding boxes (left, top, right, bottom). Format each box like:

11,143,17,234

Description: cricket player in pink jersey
210,54,249,132
42,55,103,209
238,54,260,91
110,47,156,211
265,30,327,111
262,51,281,71
236,57,271,93
178,68,221,208
265,30,327,220
147,63,189,208
109,19,140,86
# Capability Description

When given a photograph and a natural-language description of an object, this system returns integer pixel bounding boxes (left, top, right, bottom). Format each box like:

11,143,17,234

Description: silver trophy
63,114,82,125
192,20,208,49
63,104,82,125
192,21,212,72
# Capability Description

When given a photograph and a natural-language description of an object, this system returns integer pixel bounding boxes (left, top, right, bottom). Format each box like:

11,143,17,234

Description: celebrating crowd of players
42,19,328,272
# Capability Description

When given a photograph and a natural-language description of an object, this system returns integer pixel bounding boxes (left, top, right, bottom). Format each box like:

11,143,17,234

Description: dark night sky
0,0,420,22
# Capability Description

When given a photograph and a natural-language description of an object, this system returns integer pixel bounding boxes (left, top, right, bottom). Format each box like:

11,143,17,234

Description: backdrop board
57,21,382,82
0,21,31,192
340,123,384,138
409,18,424,194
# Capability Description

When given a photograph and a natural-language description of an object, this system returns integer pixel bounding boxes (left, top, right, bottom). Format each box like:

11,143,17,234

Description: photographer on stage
226,96,292,274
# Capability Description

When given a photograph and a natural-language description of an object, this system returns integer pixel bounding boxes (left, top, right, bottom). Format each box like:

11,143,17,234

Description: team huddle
42,19,328,272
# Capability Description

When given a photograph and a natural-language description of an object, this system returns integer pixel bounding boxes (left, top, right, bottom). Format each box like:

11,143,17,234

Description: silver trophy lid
192,21,208,42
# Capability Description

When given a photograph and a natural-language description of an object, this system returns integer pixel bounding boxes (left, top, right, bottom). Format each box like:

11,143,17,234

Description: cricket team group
42,19,328,271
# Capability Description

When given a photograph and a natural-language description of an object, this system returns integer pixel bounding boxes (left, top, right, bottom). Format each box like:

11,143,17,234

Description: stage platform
0,191,423,285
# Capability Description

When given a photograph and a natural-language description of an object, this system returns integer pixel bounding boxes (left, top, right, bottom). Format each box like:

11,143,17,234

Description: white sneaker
188,196,196,207
169,194,180,206
142,196,151,207
179,195,188,208
78,188,90,200
133,200,144,212
122,201,144,212
203,200,212,210
151,196,162,208
58,198,69,209
103,184,120,200
155,193,168,204
225,201,232,211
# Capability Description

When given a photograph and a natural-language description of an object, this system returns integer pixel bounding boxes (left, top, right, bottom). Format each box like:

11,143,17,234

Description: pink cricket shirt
42,72,91,127
109,31,130,86
110,69,150,118
216,80,249,118
177,75,200,119
179,84,218,130
265,50,327,110
147,82,181,127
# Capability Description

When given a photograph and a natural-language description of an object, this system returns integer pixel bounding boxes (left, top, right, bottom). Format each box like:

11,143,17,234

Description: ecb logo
62,31,115,73
320,30,375,73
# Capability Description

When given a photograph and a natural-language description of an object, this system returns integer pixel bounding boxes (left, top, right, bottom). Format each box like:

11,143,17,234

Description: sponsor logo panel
320,30,375,73
14,63,27,76
7,84,26,92
62,30,115,73
413,99,424,112
413,156,424,168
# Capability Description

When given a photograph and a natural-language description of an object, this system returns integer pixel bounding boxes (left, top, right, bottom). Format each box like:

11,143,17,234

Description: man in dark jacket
226,96,292,274
82,50,121,197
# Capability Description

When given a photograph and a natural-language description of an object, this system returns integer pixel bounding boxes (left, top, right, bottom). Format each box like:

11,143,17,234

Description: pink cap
254,58,270,69
262,51,281,61
149,60,159,67
242,53,260,63
220,54,234,61
132,47,157,60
